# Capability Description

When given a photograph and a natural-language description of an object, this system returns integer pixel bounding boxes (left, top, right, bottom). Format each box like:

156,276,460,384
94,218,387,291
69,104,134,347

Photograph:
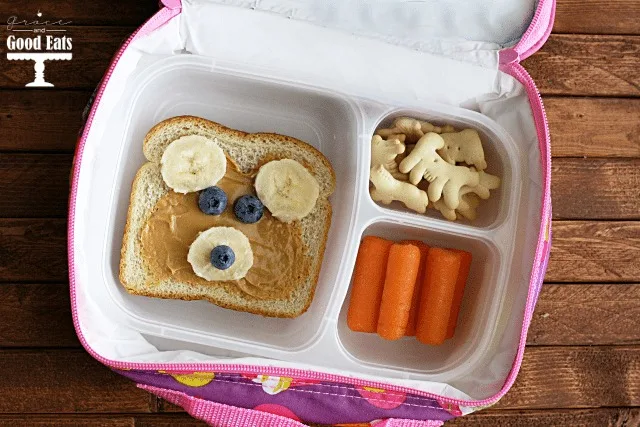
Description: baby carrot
416,248,463,345
400,240,430,336
446,250,472,339
377,243,421,340
347,236,393,333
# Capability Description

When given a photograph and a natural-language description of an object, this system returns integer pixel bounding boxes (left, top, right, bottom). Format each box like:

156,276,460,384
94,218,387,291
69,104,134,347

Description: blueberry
210,245,235,270
199,186,227,215
234,195,264,223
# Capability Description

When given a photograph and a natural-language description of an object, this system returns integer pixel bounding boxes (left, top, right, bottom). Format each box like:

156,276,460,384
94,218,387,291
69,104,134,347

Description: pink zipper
472,59,552,405
513,0,556,61
68,0,554,411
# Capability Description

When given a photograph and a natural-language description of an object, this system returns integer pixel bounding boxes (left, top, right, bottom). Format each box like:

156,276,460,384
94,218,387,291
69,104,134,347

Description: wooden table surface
0,1,638,425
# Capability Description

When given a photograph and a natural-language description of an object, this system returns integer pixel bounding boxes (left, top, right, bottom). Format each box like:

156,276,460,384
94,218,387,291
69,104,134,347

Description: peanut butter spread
140,160,310,300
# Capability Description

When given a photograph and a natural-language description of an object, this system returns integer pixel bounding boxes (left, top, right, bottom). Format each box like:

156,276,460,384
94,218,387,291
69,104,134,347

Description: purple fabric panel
118,370,455,425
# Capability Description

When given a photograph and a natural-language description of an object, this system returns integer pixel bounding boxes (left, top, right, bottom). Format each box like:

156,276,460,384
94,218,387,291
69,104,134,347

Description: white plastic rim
93,55,526,384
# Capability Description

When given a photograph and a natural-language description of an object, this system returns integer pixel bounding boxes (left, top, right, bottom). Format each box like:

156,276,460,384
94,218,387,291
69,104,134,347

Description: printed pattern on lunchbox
118,368,462,424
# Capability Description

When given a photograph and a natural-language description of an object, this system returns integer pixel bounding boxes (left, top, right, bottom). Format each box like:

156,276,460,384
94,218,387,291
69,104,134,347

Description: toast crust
119,116,335,318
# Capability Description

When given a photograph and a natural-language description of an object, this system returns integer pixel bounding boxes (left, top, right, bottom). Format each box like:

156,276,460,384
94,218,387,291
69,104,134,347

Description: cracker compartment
368,110,520,229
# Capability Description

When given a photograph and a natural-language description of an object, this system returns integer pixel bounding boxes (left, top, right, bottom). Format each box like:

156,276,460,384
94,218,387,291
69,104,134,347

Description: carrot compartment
446,249,472,339
347,236,393,333
416,248,463,345
377,243,421,340
400,240,430,336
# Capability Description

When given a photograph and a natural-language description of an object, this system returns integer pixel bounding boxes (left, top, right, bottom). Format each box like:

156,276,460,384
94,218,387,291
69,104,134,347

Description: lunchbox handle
138,384,446,426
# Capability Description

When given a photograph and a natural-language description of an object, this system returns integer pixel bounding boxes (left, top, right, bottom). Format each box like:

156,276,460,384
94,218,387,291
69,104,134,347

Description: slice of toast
119,116,335,317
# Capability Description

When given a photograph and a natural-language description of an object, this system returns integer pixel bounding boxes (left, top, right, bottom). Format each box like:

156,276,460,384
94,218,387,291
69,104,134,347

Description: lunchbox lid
171,0,550,64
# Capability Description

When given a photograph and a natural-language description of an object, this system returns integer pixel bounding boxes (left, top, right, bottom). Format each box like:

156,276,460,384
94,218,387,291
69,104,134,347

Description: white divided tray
101,55,524,383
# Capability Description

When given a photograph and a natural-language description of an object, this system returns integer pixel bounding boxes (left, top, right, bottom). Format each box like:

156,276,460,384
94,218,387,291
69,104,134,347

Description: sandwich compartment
91,54,529,384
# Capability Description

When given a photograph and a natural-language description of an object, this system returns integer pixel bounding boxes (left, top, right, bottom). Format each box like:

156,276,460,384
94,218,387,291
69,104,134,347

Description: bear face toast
438,129,487,170
370,135,407,181
370,165,429,214
119,116,336,318
398,132,479,210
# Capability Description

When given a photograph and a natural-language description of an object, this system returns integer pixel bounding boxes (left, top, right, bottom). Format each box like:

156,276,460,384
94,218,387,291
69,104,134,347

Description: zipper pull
499,48,520,66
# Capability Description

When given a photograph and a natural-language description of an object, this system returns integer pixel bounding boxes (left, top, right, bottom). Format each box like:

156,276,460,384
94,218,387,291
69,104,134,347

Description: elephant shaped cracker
457,194,481,220
439,129,487,170
399,133,479,210
370,165,429,214
439,124,456,133
384,133,407,143
430,199,457,221
370,135,407,180
377,117,423,143
420,121,456,134
376,117,453,144
460,168,501,199
432,193,480,221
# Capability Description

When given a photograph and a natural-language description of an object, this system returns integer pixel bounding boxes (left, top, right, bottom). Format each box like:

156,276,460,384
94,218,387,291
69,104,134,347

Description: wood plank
551,158,640,220
136,348,640,414
554,0,640,35
0,91,90,152
544,97,640,158
0,283,78,347
3,92,640,159
450,408,640,426
3,154,638,219
156,398,185,413
156,348,640,411
546,221,640,283
0,350,152,413
496,346,640,409
80,347,640,413
3,218,637,284
136,414,207,426
0,154,71,217
528,284,640,345
0,347,636,414
524,34,640,97
0,0,157,26
3,0,640,36
0,415,134,427
1,32,638,97
2,282,638,349
0,219,67,282
0,27,133,89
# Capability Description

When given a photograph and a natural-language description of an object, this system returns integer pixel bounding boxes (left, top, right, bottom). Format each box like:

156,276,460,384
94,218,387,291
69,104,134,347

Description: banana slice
254,159,319,223
187,226,253,281
161,135,226,193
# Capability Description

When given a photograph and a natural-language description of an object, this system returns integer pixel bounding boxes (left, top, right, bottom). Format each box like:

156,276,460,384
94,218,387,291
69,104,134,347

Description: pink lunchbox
69,0,553,425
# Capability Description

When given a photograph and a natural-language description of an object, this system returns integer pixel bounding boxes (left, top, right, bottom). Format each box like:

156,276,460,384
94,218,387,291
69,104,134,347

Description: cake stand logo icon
5,10,72,87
